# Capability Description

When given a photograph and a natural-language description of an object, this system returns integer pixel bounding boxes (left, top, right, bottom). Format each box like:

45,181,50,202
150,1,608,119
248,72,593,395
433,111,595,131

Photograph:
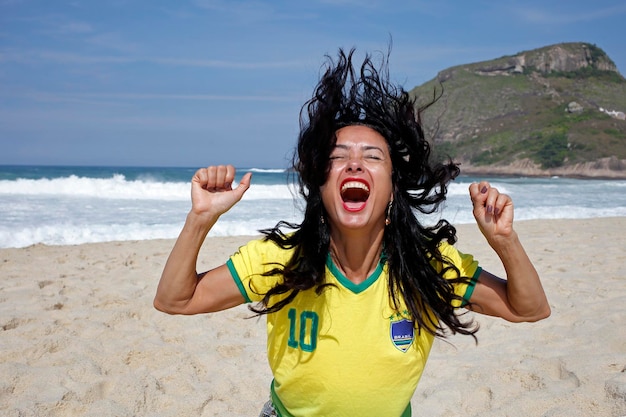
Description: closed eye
329,151,348,160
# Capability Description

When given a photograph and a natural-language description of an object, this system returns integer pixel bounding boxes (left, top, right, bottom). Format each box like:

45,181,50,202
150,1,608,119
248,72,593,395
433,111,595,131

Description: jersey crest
390,317,414,352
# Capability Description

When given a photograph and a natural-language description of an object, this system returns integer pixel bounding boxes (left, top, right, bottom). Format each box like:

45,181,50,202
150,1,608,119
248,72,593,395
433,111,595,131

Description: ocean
1,165,625,249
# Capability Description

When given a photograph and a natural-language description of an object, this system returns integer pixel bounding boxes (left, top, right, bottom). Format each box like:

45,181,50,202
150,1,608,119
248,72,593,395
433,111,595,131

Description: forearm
492,231,550,321
154,212,217,313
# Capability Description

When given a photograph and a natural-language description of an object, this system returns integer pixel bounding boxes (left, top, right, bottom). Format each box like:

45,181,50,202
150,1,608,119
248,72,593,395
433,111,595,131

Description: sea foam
1,167,625,248
0,175,294,201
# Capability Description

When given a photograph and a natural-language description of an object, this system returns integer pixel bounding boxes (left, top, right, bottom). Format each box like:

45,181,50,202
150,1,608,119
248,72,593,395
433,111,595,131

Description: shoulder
434,242,480,278
232,236,295,259
228,236,296,277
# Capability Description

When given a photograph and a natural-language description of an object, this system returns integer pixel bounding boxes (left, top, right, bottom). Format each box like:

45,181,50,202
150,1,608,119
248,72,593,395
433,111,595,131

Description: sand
1,218,625,417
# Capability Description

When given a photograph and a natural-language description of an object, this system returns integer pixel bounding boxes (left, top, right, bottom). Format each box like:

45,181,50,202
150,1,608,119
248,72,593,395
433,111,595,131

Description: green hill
409,42,626,178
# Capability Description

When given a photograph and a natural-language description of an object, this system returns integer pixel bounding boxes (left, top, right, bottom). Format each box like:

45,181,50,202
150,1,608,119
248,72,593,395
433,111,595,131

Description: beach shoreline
1,217,625,416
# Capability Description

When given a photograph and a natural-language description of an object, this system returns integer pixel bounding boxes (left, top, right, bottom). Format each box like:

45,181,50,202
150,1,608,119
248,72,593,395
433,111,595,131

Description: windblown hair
251,47,477,339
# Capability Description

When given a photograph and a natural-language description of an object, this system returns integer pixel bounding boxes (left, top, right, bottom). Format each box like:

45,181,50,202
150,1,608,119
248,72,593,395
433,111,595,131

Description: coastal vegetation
410,42,626,177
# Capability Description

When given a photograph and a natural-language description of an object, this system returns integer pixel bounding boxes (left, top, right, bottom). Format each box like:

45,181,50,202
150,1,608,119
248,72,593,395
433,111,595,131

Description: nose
345,157,363,172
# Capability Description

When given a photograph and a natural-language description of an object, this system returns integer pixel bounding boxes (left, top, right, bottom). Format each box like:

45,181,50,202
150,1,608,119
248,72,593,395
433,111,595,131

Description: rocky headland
410,42,626,179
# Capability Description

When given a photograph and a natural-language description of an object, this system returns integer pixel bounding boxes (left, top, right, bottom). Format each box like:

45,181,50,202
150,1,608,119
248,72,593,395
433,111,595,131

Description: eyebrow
333,144,385,153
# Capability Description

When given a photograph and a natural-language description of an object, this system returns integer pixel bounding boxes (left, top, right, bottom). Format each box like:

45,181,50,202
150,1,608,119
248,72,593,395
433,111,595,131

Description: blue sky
2,1,625,168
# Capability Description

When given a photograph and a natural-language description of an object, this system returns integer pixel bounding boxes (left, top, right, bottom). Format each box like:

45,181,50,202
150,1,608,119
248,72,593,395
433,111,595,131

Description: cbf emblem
390,318,414,352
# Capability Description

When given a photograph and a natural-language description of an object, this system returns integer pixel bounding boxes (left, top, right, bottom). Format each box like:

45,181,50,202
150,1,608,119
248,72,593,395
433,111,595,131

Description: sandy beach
1,217,625,417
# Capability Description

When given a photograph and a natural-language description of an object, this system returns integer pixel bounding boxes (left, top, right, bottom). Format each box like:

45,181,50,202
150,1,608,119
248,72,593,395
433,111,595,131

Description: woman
154,48,550,417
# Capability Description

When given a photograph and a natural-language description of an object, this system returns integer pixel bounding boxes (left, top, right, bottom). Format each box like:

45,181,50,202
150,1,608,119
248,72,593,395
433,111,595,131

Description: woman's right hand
190,165,252,219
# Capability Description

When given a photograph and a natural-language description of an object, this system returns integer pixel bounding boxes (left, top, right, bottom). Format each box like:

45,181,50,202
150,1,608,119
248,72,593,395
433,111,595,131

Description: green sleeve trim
226,258,252,304
461,266,482,307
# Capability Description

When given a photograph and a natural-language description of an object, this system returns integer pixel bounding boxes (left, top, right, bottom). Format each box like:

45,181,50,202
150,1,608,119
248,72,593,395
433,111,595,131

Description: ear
389,184,397,202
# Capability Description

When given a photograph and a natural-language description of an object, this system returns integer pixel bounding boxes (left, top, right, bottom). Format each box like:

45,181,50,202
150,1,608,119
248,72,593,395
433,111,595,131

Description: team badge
390,318,414,352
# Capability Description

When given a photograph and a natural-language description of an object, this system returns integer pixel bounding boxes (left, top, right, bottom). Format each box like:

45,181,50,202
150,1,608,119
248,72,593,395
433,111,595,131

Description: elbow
153,298,168,313
152,298,166,313
529,298,552,322
153,295,198,315
153,297,179,315
531,303,552,322
512,303,551,323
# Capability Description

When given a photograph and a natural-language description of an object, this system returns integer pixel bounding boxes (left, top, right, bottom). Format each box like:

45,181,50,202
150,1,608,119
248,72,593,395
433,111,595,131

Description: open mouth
340,180,370,211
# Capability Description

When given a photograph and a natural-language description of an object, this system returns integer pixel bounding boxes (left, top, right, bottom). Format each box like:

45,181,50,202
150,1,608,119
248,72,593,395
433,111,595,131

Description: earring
321,215,325,224
385,201,393,226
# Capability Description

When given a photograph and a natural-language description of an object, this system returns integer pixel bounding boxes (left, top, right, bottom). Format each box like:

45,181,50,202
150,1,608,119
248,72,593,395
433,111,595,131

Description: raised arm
154,165,251,315
467,181,551,322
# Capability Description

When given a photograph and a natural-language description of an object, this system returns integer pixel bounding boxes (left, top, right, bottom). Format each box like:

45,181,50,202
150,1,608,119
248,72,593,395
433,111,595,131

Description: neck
329,227,385,285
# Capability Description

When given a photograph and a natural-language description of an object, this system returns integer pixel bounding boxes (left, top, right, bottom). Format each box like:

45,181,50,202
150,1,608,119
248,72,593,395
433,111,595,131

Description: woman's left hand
467,181,551,322
469,181,515,245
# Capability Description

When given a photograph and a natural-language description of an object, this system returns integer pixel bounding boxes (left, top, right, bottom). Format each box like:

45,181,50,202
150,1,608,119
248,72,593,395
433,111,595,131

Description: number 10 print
287,308,319,352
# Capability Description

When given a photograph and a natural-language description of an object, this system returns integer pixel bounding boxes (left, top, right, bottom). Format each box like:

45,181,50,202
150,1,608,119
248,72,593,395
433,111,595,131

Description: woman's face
320,125,393,233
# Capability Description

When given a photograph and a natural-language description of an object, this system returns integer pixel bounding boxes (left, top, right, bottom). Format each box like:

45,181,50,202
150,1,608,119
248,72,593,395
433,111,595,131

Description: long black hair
250,46,477,339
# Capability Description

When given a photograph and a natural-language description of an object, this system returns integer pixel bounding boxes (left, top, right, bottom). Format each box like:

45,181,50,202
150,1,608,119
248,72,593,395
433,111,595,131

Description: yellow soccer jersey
227,238,480,417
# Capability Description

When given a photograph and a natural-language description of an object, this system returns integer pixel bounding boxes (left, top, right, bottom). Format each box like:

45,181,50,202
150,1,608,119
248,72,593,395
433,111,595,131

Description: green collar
325,252,386,294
